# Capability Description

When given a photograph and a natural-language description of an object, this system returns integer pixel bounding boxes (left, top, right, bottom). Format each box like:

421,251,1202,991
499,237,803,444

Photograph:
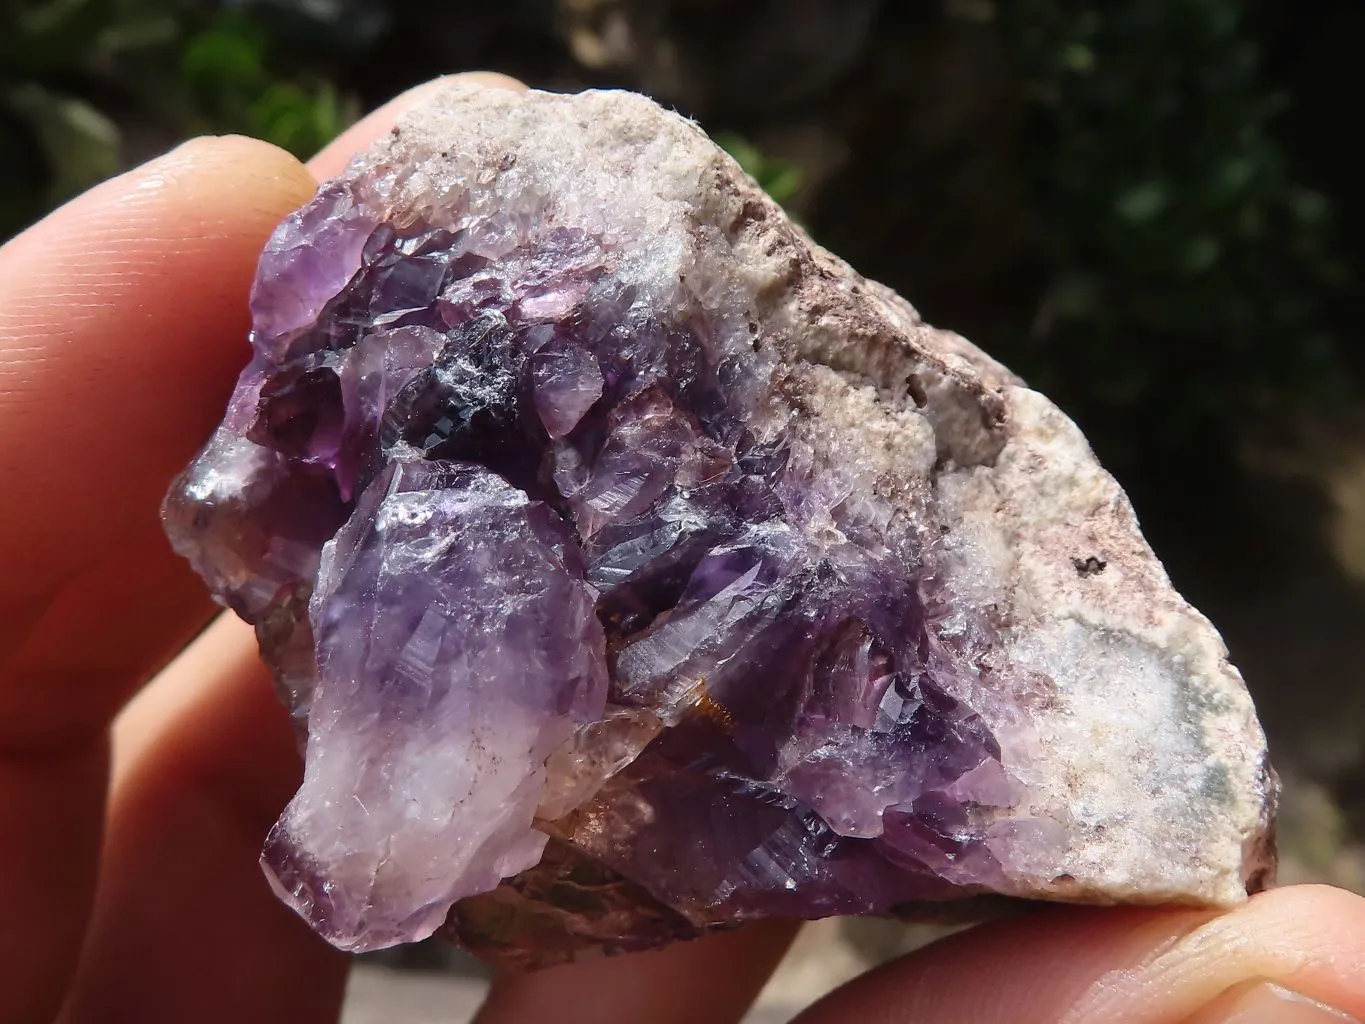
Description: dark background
3,0,1363,885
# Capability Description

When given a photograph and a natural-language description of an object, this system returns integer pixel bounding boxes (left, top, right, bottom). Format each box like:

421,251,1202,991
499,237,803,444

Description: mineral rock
163,83,1277,964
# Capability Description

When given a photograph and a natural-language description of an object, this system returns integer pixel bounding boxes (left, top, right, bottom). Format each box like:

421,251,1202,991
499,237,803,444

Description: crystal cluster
164,84,1276,964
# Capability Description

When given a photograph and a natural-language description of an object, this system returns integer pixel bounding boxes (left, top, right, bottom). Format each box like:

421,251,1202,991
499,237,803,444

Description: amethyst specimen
164,84,1277,964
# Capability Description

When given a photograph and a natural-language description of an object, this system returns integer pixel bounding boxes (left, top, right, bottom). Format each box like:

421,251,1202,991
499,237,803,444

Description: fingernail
1185,981,1361,1024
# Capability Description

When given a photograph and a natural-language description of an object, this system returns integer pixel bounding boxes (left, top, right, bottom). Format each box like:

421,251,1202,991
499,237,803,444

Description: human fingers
790,884,1365,1024
59,73,529,1023
0,68,526,733
0,135,316,1024
475,920,799,1024
0,139,315,610
58,617,350,1024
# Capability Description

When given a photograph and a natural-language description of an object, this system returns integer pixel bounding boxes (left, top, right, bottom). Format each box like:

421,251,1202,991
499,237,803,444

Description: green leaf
1114,180,1168,224
95,14,179,58
716,132,762,174
1182,235,1222,275
247,80,353,156
1061,42,1095,73
4,0,104,73
15,0,95,41
1288,188,1329,225
182,26,267,95
762,165,803,206
4,82,120,201
715,132,803,208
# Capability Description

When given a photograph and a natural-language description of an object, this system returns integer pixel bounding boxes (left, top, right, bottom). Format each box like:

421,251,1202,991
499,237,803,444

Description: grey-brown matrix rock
163,83,1277,966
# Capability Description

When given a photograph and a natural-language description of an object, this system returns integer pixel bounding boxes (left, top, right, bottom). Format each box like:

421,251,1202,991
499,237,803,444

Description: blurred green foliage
996,0,1351,462
0,0,357,236
716,132,803,207
0,0,1353,477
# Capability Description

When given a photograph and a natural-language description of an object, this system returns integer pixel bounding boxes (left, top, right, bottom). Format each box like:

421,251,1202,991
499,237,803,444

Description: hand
2,72,1362,1024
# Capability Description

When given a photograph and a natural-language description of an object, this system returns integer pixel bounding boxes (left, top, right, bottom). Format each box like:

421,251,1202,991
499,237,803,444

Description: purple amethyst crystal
164,84,1275,963
260,458,607,950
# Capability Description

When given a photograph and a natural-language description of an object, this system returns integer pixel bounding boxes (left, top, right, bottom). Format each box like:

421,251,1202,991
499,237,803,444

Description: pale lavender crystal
260,459,606,950
163,86,1273,963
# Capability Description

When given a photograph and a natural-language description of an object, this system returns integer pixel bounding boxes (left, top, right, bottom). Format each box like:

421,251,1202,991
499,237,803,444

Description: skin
0,72,1362,1024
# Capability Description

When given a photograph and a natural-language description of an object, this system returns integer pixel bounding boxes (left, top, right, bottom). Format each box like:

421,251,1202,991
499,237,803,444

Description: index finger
0,132,319,1024
50,75,539,1024
0,77,523,1024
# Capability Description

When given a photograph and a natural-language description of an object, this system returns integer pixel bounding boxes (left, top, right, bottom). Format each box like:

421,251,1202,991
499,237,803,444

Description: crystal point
164,84,1277,964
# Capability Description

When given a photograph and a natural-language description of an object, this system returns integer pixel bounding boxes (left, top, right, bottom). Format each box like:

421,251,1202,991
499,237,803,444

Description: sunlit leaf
5,82,120,200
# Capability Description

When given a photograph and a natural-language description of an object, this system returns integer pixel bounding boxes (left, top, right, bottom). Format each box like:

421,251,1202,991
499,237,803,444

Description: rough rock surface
163,83,1277,965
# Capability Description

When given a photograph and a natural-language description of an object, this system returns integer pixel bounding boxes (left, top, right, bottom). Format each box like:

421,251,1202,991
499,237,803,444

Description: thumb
794,884,1365,1023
